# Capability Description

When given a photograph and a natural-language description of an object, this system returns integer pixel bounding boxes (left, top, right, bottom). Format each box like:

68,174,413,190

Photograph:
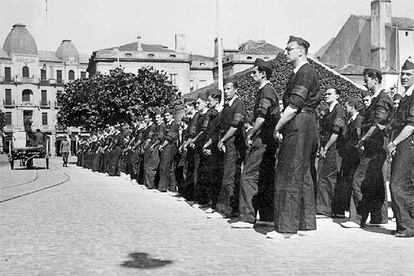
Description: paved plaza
0,155,413,275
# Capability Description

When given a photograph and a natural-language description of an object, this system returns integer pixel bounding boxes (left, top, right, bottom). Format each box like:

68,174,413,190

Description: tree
57,67,180,130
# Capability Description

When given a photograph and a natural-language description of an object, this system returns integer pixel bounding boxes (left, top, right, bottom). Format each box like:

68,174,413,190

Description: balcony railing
15,76,39,84
0,76,15,83
3,99,16,107
40,100,51,108
55,124,66,131
4,125,14,131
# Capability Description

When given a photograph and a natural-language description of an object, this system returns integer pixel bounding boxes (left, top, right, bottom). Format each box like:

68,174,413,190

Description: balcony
0,76,15,84
54,101,62,109
40,100,51,109
15,76,39,84
4,125,14,131
3,99,16,108
40,125,53,131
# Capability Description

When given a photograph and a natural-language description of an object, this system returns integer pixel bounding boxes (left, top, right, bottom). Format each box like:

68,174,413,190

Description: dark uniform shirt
254,82,280,144
319,103,346,147
391,94,414,138
361,90,393,154
165,120,179,145
219,96,246,140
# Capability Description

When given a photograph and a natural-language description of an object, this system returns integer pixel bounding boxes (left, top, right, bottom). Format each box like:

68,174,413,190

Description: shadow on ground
121,252,173,269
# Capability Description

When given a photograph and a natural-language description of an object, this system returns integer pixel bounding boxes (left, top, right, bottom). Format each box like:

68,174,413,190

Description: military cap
288,35,310,49
402,59,414,70
197,92,208,101
254,58,273,77
361,89,372,98
206,87,222,98
393,93,402,101
224,77,238,87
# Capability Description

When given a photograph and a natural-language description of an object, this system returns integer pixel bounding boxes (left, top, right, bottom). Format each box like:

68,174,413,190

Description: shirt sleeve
256,86,278,118
289,69,314,109
189,113,200,138
374,95,393,126
231,99,246,128
332,107,347,135
407,95,414,127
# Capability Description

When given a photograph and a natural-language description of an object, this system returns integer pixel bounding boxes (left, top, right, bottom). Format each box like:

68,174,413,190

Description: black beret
206,87,221,98
363,68,382,78
361,90,372,98
402,59,414,70
288,35,310,49
224,77,238,86
154,107,162,115
393,93,402,101
254,58,273,76
197,92,208,101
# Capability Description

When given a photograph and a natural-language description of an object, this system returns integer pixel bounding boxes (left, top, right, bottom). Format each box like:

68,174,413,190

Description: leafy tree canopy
57,67,180,131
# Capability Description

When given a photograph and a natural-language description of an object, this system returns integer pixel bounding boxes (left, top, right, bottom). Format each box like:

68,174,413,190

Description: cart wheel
46,158,49,169
10,159,14,170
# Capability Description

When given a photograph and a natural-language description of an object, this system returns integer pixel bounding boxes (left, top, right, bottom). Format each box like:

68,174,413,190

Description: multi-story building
316,0,414,89
87,34,214,95
0,23,89,155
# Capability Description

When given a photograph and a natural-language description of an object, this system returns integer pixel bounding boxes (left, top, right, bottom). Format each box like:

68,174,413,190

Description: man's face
144,115,151,125
208,95,219,108
196,99,207,111
251,66,264,83
284,42,302,64
345,102,353,114
155,114,163,125
164,112,173,123
185,104,194,115
224,82,237,101
324,88,338,104
363,96,372,108
364,75,377,91
401,69,414,89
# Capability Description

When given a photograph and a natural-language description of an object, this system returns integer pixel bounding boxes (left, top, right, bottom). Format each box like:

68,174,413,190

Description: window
22,89,32,102
80,71,87,79
169,73,177,85
41,90,47,105
5,89,12,105
4,67,11,82
57,70,62,84
41,69,46,81
42,112,48,125
22,66,30,78
5,112,12,125
56,90,62,107
68,70,75,80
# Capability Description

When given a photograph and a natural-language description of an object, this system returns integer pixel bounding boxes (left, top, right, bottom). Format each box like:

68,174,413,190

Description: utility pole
216,0,224,99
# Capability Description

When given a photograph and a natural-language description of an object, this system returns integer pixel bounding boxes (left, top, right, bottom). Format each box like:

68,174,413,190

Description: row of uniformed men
77,35,414,239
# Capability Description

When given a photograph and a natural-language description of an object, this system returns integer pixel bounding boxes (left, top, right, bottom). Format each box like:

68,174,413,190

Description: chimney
370,0,392,70
175,34,186,53
137,35,142,51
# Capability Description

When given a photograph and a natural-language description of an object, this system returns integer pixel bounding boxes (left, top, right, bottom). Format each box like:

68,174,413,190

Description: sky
1,0,414,56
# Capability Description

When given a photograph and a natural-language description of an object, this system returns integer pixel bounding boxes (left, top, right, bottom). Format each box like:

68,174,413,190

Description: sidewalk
0,157,413,275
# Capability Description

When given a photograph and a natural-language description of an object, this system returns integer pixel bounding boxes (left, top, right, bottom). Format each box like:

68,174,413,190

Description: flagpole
216,0,224,101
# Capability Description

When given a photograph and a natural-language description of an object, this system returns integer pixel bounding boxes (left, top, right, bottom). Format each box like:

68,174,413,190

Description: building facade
0,23,89,155
87,35,214,95
316,0,414,90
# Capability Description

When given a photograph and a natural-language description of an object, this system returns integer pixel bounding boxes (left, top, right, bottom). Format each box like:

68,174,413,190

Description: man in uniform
341,69,393,228
316,88,346,217
158,107,179,192
208,79,246,219
267,36,321,239
335,97,364,217
144,109,165,189
142,113,156,186
231,59,280,228
387,59,414,237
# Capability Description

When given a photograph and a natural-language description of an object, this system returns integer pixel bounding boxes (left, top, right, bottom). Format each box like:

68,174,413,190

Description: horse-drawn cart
8,131,50,170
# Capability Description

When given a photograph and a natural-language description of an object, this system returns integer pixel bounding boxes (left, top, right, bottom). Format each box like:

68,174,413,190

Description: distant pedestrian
60,137,70,167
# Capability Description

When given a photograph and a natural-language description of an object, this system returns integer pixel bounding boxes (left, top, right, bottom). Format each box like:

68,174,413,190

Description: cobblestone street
1,155,413,275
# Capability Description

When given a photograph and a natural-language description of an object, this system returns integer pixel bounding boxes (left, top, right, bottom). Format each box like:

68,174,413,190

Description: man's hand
217,139,224,151
319,147,327,159
273,129,283,142
386,142,397,156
